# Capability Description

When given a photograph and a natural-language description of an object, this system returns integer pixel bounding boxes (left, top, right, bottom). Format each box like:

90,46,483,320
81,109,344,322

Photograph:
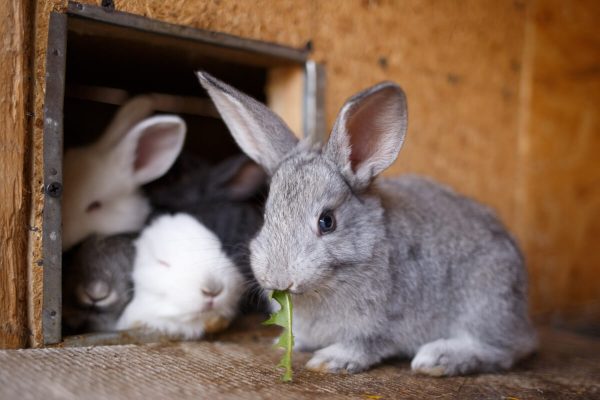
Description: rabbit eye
86,201,102,213
318,210,336,235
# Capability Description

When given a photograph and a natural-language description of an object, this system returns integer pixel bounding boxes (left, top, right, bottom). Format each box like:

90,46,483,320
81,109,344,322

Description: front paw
411,337,505,376
305,344,372,374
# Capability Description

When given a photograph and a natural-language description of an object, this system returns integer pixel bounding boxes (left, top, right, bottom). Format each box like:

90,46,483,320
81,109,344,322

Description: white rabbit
62,96,186,250
116,213,244,339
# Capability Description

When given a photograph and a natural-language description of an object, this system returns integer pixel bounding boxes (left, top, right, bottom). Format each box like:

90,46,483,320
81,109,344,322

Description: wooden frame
37,1,325,346
41,12,67,345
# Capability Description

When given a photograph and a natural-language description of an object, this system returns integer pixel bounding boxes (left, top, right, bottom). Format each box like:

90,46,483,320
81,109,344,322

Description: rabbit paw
411,337,504,376
306,343,371,374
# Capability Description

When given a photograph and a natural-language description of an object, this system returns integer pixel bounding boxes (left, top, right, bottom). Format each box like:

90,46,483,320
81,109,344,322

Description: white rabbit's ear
197,71,298,175
97,95,157,150
111,115,187,185
325,82,408,189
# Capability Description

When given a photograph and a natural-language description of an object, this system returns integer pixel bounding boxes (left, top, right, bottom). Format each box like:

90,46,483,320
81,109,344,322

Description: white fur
116,213,244,339
411,334,514,376
62,104,186,250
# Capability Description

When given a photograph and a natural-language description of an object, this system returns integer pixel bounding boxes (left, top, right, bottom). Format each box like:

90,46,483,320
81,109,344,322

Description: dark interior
63,17,276,160
61,16,304,339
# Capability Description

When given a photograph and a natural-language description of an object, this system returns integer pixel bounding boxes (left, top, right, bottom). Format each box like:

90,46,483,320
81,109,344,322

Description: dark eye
86,201,102,213
318,210,336,235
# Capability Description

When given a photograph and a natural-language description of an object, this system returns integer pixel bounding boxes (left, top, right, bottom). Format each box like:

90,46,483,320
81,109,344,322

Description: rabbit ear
97,95,157,151
110,115,187,185
208,155,267,201
325,82,408,189
197,71,298,175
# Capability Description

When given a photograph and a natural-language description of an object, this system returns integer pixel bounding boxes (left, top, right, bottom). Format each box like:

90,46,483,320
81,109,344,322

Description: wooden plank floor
1,316,599,400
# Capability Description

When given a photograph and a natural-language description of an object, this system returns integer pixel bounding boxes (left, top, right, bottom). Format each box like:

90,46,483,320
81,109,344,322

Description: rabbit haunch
62,95,186,250
116,213,244,339
198,71,537,376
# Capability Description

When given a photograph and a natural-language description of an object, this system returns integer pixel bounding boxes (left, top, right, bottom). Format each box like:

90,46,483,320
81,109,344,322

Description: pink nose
201,283,223,298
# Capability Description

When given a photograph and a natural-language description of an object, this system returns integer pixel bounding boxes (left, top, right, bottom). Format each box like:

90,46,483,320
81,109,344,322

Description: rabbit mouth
291,274,338,299
290,268,337,296
287,283,304,295
201,300,215,311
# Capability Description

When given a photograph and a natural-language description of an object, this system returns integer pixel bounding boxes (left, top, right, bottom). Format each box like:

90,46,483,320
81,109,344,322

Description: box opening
41,3,324,346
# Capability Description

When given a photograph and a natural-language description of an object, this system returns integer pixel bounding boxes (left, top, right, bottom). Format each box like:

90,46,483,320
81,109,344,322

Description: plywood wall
518,0,600,326
16,0,599,346
0,0,33,349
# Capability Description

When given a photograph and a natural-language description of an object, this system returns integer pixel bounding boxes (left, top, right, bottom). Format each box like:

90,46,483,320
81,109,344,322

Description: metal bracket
42,12,67,345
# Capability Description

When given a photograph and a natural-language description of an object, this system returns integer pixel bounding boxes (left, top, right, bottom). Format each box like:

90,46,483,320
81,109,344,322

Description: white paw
411,337,498,376
411,344,452,376
305,344,370,374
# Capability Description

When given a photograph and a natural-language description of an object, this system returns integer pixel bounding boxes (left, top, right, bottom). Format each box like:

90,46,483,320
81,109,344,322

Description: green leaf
263,290,294,382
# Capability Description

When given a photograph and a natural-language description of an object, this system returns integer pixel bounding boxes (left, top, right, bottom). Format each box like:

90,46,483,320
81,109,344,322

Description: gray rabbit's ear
208,155,267,201
325,82,408,189
197,71,298,175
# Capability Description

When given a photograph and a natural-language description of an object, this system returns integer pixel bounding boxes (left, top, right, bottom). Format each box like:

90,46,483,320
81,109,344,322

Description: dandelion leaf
263,290,294,382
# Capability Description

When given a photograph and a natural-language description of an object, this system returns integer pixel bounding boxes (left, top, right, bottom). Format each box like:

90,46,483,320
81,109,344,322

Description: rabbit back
380,175,535,354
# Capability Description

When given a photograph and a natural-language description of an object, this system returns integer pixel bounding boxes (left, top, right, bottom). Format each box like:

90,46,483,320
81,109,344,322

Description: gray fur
197,72,537,376
196,72,298,175
62,234,136,334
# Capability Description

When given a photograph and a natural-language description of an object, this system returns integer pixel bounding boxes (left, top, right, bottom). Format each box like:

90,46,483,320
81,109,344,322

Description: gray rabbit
145,153,268,312
197,72,537,376
62,233,136,335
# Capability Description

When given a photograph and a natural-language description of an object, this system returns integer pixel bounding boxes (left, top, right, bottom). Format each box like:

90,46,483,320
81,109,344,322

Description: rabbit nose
76,281,111,306
85,281,110,301
201,281,224,298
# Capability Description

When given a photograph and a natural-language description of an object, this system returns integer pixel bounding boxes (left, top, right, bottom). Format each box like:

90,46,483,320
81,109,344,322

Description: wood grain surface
0,0,33,349
1,317,599,399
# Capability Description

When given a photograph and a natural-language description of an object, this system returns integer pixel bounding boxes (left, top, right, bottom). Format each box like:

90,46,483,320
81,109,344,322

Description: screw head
46,182,62,198
101,0,115,10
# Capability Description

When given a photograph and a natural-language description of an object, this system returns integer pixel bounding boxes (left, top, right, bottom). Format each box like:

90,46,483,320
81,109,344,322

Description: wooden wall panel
23,0,599,346
519,0,600,325
312,0,527,228
0,0,32,348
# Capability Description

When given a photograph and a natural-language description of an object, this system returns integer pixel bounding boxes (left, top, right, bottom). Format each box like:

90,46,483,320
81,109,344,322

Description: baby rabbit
62,233,136,335
146,152,266,210
145,153,267,311
116,213,244,339
62,95,186,250
197,72,537,376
